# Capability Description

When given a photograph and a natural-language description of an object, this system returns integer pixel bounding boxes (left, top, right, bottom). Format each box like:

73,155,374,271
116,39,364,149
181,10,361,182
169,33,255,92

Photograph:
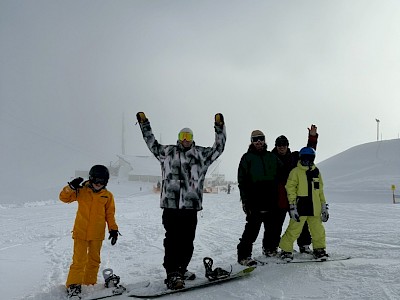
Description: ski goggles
276,141,288,147
251,135,265,143
178,132,193,141
91,177,108,185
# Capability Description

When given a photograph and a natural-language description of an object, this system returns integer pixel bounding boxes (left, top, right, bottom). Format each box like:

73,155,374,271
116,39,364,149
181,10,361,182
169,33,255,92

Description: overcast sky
2,0,400,183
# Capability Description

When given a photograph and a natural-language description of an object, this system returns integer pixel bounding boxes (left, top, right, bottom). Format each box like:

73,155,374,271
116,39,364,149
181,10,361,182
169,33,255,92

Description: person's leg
279,217,307,253
262,209,286,254
307,216,326,250
83,240,103,285
297,220,312,252
177,210,198,275
237,212,262,261
66,239,88,287
162,209,182,276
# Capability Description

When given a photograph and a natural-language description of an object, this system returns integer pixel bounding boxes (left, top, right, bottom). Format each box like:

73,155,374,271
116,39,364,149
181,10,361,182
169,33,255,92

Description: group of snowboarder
60,111,329,298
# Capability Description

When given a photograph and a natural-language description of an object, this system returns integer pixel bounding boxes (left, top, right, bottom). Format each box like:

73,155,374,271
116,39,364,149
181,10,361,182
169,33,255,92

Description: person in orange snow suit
60,165,119,299
136,111,226,290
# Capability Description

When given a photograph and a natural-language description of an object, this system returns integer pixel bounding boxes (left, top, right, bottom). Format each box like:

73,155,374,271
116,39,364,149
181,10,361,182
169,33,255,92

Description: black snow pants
237,209,286,261
162,208,198,276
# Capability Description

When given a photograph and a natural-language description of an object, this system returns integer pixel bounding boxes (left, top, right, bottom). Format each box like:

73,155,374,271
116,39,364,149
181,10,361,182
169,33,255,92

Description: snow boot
164,272,185,290
313,248,329,259
279,251,294,262
299,245,313,254
67,284,82,299
262,247,278,257
238,257,258,267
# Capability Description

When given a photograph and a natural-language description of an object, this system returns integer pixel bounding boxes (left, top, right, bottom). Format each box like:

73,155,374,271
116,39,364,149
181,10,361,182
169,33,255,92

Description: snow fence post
392,185,396,204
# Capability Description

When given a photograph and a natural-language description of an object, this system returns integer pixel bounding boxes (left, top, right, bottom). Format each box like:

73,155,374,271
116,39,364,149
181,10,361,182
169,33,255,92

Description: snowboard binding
203,257,232,281
103,268,121,288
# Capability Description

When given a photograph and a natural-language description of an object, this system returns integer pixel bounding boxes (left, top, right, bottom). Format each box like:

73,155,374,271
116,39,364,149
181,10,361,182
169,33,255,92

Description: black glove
68,177,84,190
108,230,120,246
214,113,224,126
136,112,148,124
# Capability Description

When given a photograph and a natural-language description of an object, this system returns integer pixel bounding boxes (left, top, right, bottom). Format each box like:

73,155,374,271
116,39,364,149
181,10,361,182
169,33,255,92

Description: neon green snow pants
279,215,326,252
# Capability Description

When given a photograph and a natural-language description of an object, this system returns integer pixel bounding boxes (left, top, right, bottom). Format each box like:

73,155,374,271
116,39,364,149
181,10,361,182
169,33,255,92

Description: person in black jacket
271,125,318,255
237,130,283,266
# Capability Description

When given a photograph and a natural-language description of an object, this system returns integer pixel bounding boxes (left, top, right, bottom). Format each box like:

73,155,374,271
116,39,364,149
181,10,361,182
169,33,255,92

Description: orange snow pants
66,239,103,287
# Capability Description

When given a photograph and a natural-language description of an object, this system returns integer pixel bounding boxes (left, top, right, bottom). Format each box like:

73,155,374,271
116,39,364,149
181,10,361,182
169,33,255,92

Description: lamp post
375,119,380,141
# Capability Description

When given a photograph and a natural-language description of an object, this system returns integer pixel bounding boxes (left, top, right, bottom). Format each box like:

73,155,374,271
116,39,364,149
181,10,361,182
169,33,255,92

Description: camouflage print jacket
139,120,226,210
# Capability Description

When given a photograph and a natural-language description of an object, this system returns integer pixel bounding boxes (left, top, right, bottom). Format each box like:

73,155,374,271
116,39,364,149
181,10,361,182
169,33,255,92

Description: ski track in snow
2,186,400,300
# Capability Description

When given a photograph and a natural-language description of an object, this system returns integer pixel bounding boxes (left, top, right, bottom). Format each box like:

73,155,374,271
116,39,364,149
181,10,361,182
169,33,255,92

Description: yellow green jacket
285,163,326,216
59,182,118,240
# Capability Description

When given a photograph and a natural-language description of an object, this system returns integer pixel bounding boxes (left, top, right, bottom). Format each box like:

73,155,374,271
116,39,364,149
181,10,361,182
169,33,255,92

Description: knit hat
275,135,289,146
178,127,194,141
251,130,264,138
179,127,193,135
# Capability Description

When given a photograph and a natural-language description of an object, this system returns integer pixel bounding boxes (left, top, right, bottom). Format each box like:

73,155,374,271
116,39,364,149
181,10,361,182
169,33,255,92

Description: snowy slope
2,140,400,299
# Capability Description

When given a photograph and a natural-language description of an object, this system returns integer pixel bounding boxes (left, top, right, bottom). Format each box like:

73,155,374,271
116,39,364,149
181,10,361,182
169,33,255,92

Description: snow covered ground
2,140,400,299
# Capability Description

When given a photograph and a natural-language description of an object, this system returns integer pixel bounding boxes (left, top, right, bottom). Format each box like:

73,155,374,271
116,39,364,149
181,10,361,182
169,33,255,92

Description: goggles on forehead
251,135,265,143
178,132,193,141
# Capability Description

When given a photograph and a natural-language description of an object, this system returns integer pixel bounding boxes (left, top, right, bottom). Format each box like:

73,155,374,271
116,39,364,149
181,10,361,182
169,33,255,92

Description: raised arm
200,113,227,165
136,112,169,161
307,124,318,150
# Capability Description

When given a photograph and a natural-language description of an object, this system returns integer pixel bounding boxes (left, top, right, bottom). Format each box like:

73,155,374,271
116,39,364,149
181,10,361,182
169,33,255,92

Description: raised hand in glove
68,177,83,190
289,204,300,222
321,203,329,222
108,230,120,246
136,112,148,124
308,124,318,136
214,113,224,127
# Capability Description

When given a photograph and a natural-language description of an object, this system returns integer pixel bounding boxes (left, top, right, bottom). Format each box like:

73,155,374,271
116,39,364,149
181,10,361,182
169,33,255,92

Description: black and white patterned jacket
139,120,226,210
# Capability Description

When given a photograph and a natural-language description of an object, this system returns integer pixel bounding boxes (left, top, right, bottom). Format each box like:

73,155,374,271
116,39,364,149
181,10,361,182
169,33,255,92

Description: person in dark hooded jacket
271,124,318,255
237,130,283,266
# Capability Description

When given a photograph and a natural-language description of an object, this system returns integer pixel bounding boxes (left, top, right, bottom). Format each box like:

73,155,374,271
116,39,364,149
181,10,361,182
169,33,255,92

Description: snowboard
127,266,256,298
255,253,351,265
83,285,127,300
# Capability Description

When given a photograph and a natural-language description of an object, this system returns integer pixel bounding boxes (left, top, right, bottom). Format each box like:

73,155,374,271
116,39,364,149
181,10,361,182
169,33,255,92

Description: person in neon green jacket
279,147,329,261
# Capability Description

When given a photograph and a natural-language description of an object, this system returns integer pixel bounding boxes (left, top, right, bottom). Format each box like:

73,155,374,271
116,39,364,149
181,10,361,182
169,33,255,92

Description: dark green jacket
238,144,283,211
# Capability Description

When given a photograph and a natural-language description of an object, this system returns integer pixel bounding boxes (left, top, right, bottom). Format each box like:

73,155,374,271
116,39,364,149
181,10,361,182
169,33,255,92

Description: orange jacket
59,182,118,240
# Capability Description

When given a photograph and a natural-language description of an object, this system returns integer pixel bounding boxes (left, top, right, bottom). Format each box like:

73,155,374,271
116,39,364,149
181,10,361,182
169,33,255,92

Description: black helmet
275,135,289,147
299,147,316,166
89,165,110,185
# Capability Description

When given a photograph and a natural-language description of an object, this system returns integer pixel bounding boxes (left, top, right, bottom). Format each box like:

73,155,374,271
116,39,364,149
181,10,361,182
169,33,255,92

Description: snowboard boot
313,248,329,259
164,272,185,290
238,257,258,267
262,247,278,257
67,284,82,299
279,251,294,262
299,245,313,255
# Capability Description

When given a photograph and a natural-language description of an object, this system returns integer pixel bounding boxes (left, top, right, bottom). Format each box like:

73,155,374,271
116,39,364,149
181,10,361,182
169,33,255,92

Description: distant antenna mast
122,113,126,155
375,118,380,141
